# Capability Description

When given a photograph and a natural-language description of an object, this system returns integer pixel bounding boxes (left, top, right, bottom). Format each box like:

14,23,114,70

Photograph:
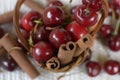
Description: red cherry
74,5,98,27
33,25,50,43
112,0,120,7
82,0,102,11
108,35,120,51
47,0,63,7
1,56,18,71
114,7,120,19
66,21,88,42
49,28,71,49
108,3,113,16
99,24,113,37
32,41,54,64
20,27,30,39
86,61,101,77
21,11,41,31
42,6,65,27
108,0,120,17
104,60,120,75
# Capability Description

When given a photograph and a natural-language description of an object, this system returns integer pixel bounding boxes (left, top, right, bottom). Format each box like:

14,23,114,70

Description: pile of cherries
99,0,120,51
85,0,120,77
0,28,18,72
19,0,102,65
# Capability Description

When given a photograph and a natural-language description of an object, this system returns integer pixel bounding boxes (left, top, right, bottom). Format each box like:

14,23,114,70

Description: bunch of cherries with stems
99,0,120,51
19,0,103,66
85,0,120,77
0,28,18,72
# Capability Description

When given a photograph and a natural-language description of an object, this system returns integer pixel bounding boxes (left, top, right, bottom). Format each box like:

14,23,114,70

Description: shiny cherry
82,0,102,11
32,41,54,64
104,60,120,75
108,3,113,16
114,7,120,19
112,0,120,7
21,11,41,31
66,21,88,42
49,28,71,49
74,5,98,27
47,0,63,7
42,6,65,27
99,24,113,37
20,27,30,39
86,61,101,77
1,56,17,71
33,25,49,43
108,35,120,51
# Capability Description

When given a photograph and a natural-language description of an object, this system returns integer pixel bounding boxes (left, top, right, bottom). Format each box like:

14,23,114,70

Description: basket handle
90,0,108,36
13,0,30,51
13,0,108,51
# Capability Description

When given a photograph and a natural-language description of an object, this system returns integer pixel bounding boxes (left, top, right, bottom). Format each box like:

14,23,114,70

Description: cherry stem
28,19,42,47
46,26,62,30
111,6,115,26
113,13,120,36
84,4,90,17
33,19,43,33
28,34,34,47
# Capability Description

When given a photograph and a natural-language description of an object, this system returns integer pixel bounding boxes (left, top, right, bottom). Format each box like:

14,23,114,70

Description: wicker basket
13,0,108,72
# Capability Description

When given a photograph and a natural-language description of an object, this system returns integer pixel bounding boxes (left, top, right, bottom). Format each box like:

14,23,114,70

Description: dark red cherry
86,61,101,77
0,28,4,38
49,28,71,49
108,0,120,17
47,0,63,7
108,35,120,51
21,11,41,31
66,21,88,42
33,25,49,43
82,0,102,11
74,5,98,27
108,2,114,16
114,7,120,19
99,24,113,37
1,56,17,71
32,41,54,64
104,60,120,75
112,0,120,7
20,27,30,39
42,6,65,27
